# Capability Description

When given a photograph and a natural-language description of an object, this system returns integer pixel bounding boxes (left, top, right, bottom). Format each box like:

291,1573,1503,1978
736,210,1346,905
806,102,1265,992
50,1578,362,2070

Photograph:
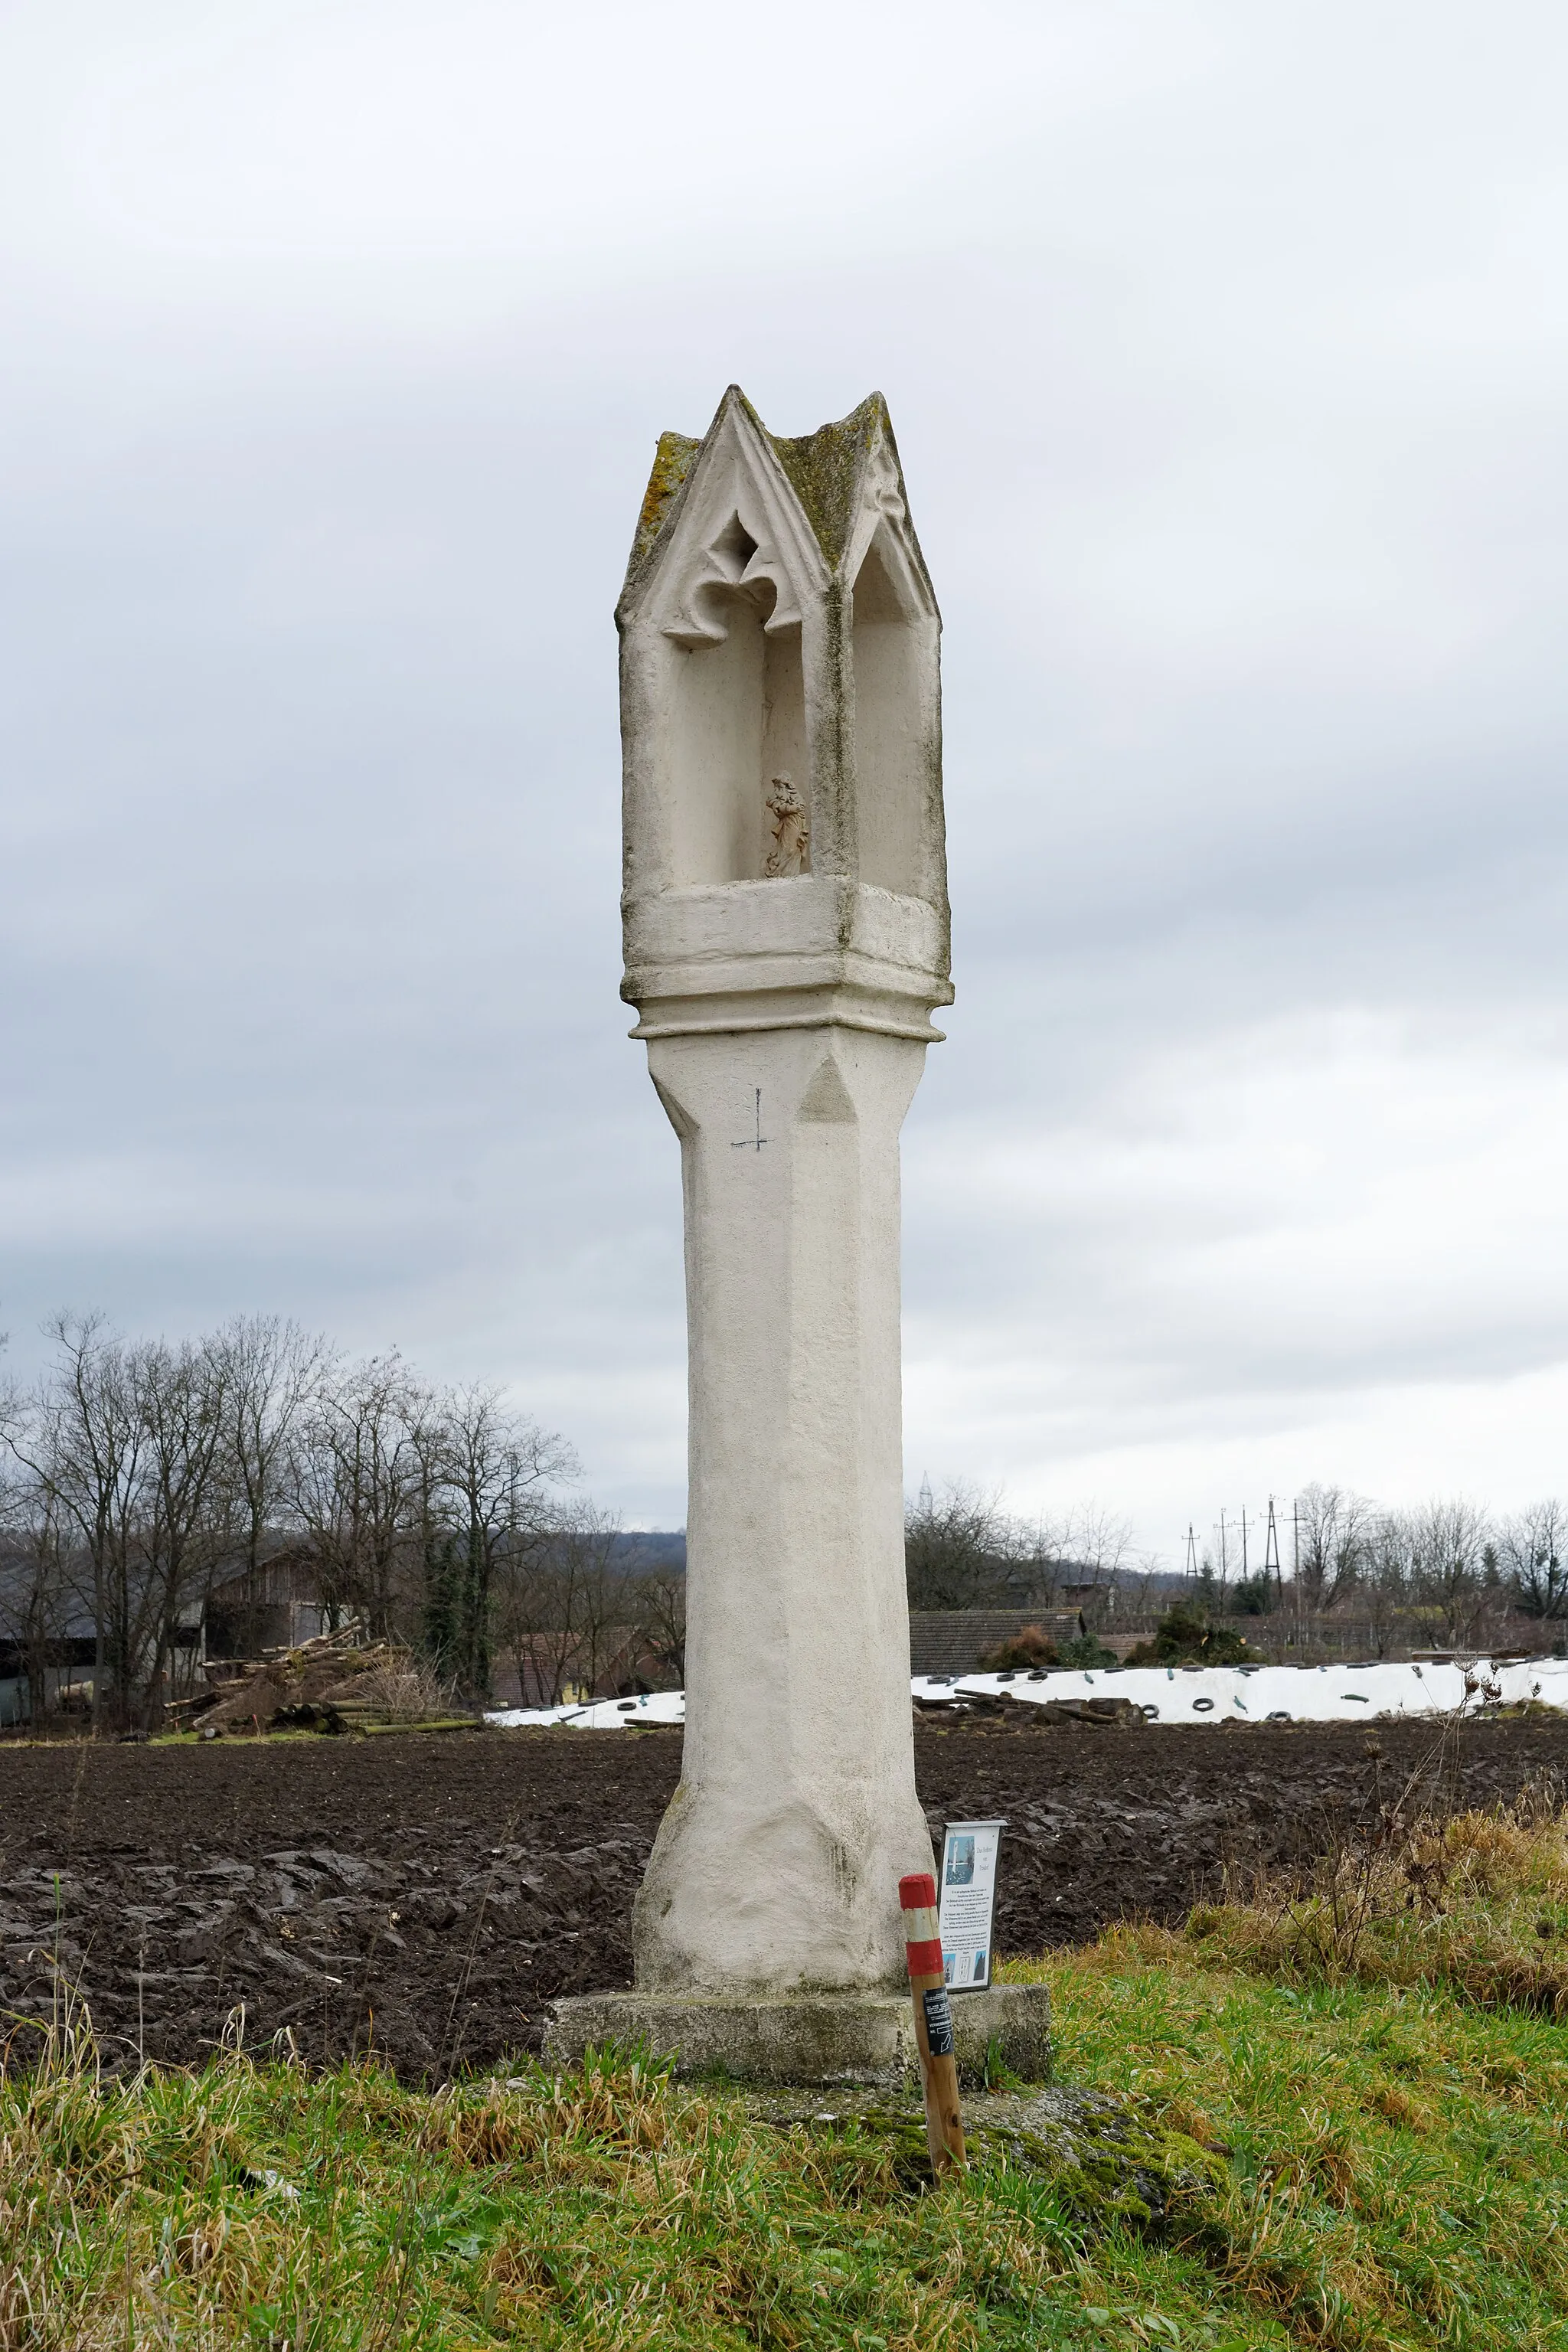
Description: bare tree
417,1386,577,1698
2,1319,237,1727
211,1315,326,1654
903,1481,1140,1615
626,1558,687,1687
904,1478,1016,1609
494,1498,631,1707
554,1502,629,1700
1004,1511,1070,1607
0,1462,72,1724
290,1353,432,1638
494,1511,573,1708
1406,1496,1493,1648
1498,1499,1568,1622
1057,1503,1141,1619
135,1337,228,1721
1292,1484,1376,1615
18,1315,149,1731
0,1348,60,1721
1361,1511,1416,1657
1,1312,596,1723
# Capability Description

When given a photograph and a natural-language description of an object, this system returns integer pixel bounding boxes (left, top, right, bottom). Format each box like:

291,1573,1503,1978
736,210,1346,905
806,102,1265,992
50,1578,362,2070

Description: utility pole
1239,1508,1250,1581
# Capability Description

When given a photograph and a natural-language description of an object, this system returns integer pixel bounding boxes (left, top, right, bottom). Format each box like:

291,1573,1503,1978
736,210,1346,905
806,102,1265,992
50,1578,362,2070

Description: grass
3,1802,1568,2348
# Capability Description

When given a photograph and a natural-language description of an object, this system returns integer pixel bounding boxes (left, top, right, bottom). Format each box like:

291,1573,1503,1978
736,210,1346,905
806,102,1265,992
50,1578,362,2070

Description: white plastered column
632,1021,934,1996
545,390,1056,2084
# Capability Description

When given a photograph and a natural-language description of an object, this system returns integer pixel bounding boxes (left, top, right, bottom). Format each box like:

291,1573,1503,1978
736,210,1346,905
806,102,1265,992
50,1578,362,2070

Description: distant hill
610,1531,686,1571
606,1537,1200,1597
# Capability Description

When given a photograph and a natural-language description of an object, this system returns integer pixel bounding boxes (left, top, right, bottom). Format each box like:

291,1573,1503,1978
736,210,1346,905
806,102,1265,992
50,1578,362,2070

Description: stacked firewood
166,1628,474,1736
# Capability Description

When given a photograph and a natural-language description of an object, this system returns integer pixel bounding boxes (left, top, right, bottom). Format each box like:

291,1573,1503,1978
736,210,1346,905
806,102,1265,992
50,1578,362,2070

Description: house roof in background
908,1609,1083,1677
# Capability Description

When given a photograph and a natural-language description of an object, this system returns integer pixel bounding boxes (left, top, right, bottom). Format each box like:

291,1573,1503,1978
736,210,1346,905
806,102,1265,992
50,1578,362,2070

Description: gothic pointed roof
619,385,936,618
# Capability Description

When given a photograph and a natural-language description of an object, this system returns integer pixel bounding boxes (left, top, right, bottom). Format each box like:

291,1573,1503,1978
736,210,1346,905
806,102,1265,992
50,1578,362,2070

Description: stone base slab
543,1981,1050,2088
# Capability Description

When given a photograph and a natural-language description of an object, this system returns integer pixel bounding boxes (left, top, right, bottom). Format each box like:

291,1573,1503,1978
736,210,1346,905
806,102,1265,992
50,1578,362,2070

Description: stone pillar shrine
547,389,1047,2082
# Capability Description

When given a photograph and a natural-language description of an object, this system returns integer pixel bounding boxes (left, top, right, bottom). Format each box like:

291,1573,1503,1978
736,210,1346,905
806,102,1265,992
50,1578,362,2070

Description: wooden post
899,1871,965,2177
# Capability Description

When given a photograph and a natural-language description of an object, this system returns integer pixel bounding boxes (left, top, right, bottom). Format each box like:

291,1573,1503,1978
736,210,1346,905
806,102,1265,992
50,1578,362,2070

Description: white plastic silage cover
914,1656,1568,1723
484,1690,688,1730
485,1657,1568,1731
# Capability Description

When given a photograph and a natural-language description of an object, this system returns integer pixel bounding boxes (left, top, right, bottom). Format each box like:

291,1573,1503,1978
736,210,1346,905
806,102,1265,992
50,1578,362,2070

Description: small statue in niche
764,774,810,877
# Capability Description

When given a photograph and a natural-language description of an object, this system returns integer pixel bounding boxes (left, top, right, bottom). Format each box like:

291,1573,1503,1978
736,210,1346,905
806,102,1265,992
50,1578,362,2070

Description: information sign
938,1818,1005,1991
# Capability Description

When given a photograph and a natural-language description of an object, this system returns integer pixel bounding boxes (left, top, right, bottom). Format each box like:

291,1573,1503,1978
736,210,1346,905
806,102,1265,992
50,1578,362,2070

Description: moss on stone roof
767,392,890,572
628,431,701,578
624,388,906,592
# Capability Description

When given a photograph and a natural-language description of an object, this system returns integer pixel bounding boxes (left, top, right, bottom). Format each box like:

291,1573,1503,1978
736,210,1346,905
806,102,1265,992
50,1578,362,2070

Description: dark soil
3,1716,1563,2082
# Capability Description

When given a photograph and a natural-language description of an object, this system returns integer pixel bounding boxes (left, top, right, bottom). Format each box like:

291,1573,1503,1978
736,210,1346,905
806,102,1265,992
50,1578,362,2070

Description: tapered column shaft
632,1024,933,1996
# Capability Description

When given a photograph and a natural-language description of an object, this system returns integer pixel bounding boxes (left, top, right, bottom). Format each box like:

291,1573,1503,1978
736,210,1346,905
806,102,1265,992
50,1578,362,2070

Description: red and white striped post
899,1871,965,2177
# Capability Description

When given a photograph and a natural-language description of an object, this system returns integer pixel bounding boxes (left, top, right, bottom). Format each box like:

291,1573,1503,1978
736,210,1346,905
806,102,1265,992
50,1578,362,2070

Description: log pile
912,1690,1147,1729
166,1628,476,1736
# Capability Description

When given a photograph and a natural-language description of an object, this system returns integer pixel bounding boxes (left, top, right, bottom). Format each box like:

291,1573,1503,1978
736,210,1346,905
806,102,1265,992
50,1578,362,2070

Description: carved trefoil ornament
617,385,952,1044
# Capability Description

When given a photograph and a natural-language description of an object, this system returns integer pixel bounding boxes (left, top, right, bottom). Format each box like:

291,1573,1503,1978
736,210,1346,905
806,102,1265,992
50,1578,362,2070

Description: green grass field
4,1798,1567,2350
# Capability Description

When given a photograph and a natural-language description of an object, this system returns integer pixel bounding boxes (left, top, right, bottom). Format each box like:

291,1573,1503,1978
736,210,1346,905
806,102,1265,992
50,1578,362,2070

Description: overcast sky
3,0,1566,1564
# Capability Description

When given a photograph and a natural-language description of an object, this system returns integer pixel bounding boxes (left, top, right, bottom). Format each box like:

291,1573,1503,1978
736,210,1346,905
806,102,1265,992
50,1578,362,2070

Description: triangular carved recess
648,1074,696,1142
797,1052,858,1125
634,394,825,649
844,436,936,624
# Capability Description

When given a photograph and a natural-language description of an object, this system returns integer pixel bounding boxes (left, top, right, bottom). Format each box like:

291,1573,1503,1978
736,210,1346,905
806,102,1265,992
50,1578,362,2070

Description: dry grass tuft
417,2044,704,2170
1185,1793,1568,2009
349,1658,457,1723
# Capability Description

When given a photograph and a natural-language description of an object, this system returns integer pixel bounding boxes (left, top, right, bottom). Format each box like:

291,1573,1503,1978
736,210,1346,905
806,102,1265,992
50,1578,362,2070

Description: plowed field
3,1716,1563,2080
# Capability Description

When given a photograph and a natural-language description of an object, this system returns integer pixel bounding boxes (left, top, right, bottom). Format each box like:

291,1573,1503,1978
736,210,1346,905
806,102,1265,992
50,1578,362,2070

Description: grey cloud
3,2,1567,1557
